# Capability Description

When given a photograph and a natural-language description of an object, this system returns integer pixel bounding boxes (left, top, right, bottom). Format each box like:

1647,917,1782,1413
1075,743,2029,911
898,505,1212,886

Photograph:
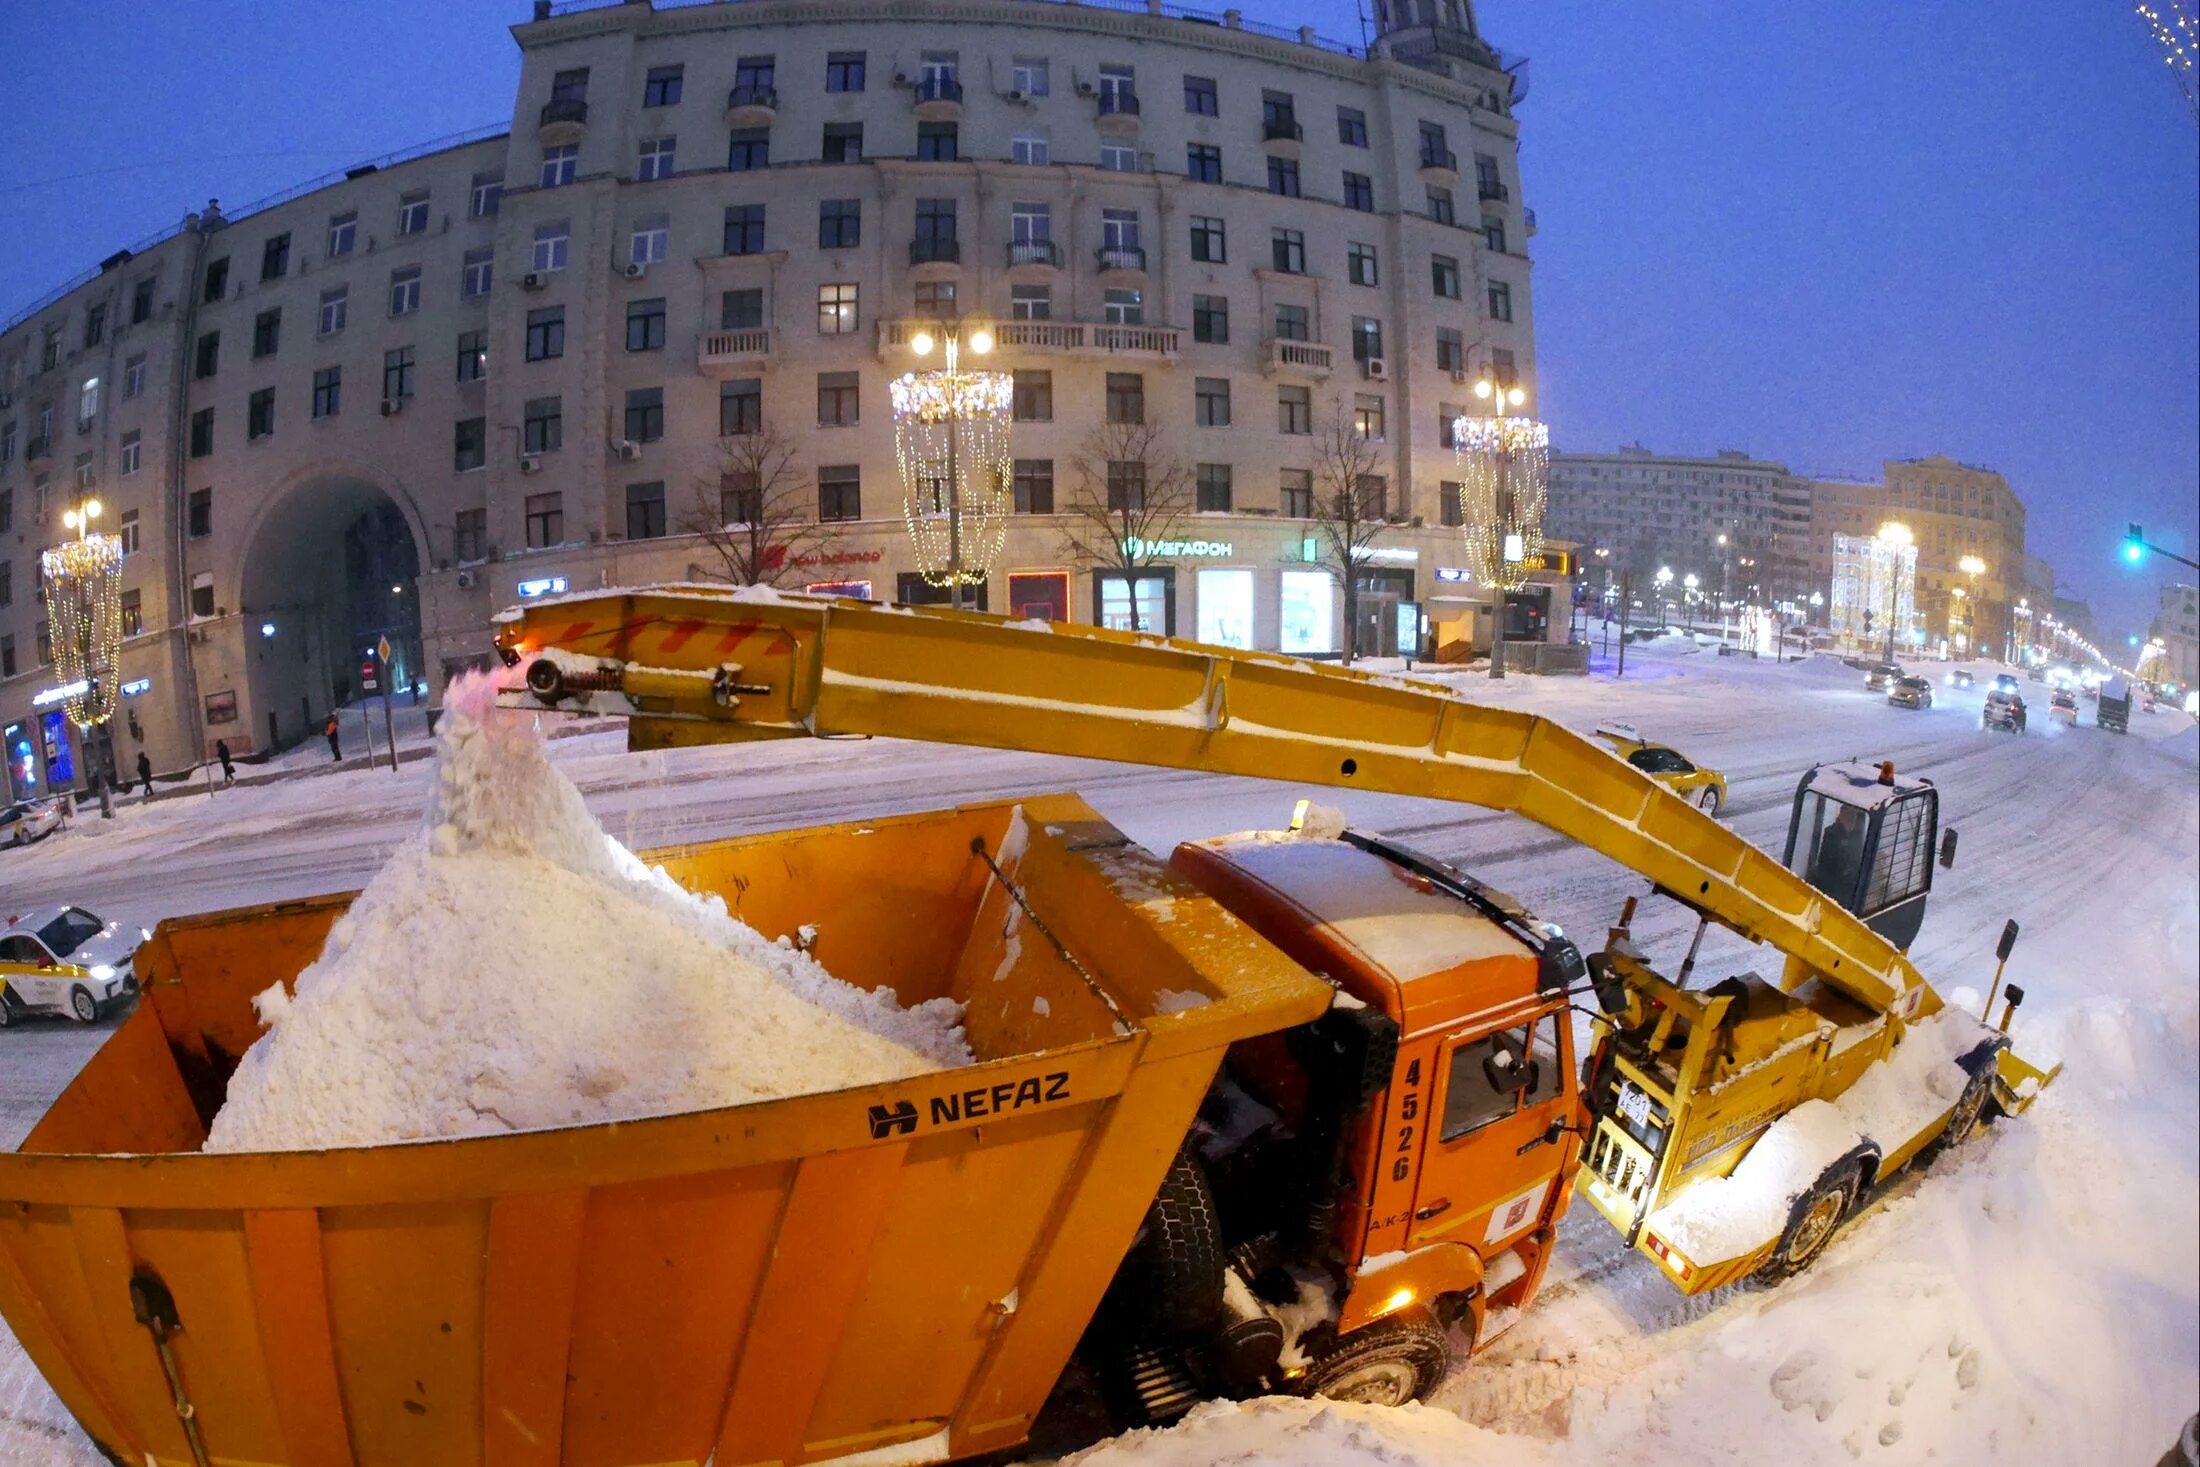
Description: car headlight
88,965,116,981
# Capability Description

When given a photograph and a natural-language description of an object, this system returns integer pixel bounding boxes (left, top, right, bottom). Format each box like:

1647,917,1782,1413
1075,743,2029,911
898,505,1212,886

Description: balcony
724,85,778,128
1478,178,1510,203
1261,339,1334,379
1095,245,1147,277
1095,89,1141,136
25,434,53,469
1418,147,1459,184
1005,239,1062,273
912,74,963,122
697,328,773,377
908,238,962,277
876,318,1179,362
537,97,588,147
1260,117,1304,159
1524,206,1539,237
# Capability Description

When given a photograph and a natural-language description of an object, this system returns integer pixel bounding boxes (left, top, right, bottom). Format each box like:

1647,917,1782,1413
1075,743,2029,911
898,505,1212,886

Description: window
1106,460,1146,512
1194,376,1231,427
1281,468,1313,518
526,306,565,362
117,506,140,554
40,325,61,369
1261,88,1297,132
1278,385,1312,435
1432,253,1462,299
397,191,429,236
1487,281,1513,322
454,507,487,562
553,67,587,100
1013,370,1053,422
455,416,486,471
124,355,146,398
1192,294,1228,343
1187,143,1221,183
1271,228,1305,273
1474,152,1502,197
73,449,93,489
1436,328,1465,373
189,408,214,457
131,277,155,323
915,279,958,316
1356,473,1388,518
34,624,49,666
0,487,9,531
194,331,219,380
1343,172,1374,212
1482,215,1507,255
721,288,763,330
625,480,667,540
818,283,859,334
823,122,864,163
312,366,342,418
1013,57,1049,94
77,377,100,426
724,204,766,255
1011,200,1051,248
638,136,676,181
389,266,422,317
253,308,281,357
916,122,958,162
720,377,762,435
459,246,494,299
1100,144,1139,172
0,563,8,607
525,491,563,548
624,386,664,444
1106,372,1144,424
185,574,215,623
1103,287,1143,325
818,465,861,521
1419,121,1452,168
1274,303,1309,340
719,471,762,526
1010,132,1049,166
1196,462,1232,512
1343,321,1383,370
819,198,861,248
1427,187,1455,225
119,587,141,637
120,430,141,477
1,636,12,678
1439,479,1461,525
727,128,770,170
1101,209,1141,256
629,215,669,266
826,51,866,92
1337,106,1368,146
319,286,348,335
0,423,10,463
248,387,275,440
625,297,666,353
1184,74,1218,114
188,487,212,538
915,197,957,256
83,303,105,348
1011,284,1050,320
540,145,578,188
1266,156,1300,197
1354,392,1386,440
1013,458,1054,512
1348,242,1378,287
1440,1020,1560,1141
523,397,562,455
644,63,683,106
470,172,504,218
817,371,859,426
457,329,487,382
261,233,291,282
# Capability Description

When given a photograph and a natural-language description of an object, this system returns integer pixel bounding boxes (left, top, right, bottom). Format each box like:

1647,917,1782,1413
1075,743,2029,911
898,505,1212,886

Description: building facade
1544,445,1813,608
1810,456,2027,659
2151,581,2199,689
0,0,1536,795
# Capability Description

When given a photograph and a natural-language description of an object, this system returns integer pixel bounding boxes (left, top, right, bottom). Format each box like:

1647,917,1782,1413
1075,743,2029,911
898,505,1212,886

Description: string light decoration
42,503,125,729
888,328,1015,591
2136,0,2198,120
1451,413,1551,592
1829,527,1919,656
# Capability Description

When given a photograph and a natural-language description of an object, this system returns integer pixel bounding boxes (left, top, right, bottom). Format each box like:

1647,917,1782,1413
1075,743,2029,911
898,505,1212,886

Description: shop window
1280,569,1333,655
1008,571,1070,621
1094,568,1173,634
1196,567,1254,649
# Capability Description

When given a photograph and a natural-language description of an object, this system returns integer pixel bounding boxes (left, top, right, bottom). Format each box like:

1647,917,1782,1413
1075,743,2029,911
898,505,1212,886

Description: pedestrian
324,713,343,762
215,739,236,786
135,750,154,797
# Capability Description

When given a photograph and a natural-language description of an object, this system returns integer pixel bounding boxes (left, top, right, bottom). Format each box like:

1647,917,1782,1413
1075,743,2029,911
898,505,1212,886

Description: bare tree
1305,405,1391,663
680,427,829,588
1058,418,1195,631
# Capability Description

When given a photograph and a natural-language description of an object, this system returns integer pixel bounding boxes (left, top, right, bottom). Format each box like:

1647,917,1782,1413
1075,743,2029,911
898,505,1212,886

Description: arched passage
234,470,429,751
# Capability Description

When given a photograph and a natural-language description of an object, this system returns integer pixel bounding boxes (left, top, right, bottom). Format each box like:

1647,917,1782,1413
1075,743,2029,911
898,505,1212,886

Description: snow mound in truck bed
204,675,970,1153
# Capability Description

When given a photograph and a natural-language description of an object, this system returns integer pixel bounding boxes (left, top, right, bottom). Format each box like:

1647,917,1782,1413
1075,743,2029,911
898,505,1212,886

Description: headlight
88,965,116,981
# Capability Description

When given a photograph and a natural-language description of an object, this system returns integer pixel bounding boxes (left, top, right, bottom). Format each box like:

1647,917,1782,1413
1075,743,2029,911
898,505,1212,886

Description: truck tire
1300,1315,1453,1406
1754,1160,1860,1284
69,985,98,1023
1109,1145,1224,1337
1922,1067,1991,1164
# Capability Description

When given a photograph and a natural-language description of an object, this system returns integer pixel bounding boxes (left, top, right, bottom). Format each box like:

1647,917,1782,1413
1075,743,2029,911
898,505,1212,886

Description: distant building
2152,582,2199,687
1544,445,1812,606
1808,456,2027,658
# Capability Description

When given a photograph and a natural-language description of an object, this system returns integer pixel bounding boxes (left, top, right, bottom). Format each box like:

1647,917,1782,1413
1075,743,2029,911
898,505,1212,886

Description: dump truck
0,587,2060,1467
2097,676,2133,733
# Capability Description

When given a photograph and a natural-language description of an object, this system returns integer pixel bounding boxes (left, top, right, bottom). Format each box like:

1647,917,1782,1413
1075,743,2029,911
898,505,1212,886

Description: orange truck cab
1131,817,1585,1408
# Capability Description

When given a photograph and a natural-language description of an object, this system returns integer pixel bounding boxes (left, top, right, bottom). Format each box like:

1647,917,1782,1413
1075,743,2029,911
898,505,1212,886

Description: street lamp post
890,323,1011,610
1682,573,1700,635
1655,566,1674,630
1875,521,1914,662
1955,554,1986,662
46,497,122,819
1467,375,1529,680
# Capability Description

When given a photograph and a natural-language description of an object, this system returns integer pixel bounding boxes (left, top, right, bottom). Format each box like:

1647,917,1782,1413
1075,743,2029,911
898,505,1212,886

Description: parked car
1889,676,1935,709
1864,663,1904,692
1983,689,2028,733
1593,722,1731,813
0,907,146,1026
0,800,62,848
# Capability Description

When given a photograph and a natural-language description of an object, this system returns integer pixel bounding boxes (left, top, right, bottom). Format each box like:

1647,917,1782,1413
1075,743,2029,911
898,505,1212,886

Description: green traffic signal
2123,522,2147,565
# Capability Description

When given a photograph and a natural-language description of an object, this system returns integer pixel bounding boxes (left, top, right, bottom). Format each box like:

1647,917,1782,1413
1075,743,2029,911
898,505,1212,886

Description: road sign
376,635,392,664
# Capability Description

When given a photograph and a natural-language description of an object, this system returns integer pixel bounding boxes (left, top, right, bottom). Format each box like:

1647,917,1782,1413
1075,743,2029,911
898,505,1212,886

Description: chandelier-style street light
42,496,124,817
1452,374,1549,680
888,324,1014,608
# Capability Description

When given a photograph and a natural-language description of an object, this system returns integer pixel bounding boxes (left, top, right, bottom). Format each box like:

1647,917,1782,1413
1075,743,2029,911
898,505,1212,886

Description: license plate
1616,1082,1652,1128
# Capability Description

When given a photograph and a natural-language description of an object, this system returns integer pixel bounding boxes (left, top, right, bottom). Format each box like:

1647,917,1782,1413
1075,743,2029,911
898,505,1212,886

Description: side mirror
1586,952,1629,1016
1481,1035,1533,1095
1939,828,1959,869
1996,918,2020,963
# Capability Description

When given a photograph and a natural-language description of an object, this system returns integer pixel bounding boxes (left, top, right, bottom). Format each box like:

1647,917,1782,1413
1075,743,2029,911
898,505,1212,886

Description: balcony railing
1095,245,1147,273
1477,178,1509,202
877,318,1179,359
539,97,588,129
1263,339,1334,376
726,84,778,112
1006,239,1062,268
909,237,962,265
1097,90,1141,116
1262,118,1304,143
698,328,773,371
913,75,963,105
1420,147,1459,173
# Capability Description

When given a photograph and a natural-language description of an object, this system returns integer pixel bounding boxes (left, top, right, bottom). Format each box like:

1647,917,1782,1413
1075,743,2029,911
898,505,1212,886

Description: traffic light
2124,523,2147,565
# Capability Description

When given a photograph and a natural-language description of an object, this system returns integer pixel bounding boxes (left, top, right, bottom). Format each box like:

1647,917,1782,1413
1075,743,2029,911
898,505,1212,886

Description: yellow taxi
1593,722,1730,815
0,906,144,1026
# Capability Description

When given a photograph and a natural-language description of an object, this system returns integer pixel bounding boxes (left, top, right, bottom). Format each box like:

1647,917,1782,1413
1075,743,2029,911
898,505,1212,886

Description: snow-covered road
3,639,2194,1465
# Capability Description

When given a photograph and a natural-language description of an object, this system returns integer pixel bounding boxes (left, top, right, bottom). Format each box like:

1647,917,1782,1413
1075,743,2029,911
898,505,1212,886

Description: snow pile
1647,1007,1991,1264
205,674,969,1152
1061,1397,1558,1467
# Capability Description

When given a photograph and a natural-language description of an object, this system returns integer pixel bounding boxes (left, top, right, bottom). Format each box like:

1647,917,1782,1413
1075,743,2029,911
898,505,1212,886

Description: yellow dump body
0,795,1332,1467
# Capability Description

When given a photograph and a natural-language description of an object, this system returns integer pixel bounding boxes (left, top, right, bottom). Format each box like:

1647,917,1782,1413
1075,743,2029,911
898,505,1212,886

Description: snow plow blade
0,796,1333,1467
1992,1044,2062,1116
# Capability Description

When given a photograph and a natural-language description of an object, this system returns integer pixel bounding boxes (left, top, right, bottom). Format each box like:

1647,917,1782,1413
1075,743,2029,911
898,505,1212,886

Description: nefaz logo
866,1072,1072,1139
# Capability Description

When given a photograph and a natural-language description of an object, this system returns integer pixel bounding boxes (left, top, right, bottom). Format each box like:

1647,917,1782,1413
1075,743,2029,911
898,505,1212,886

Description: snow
1061,1398,1555,1467
205,675,969,1152
1804,758,1927,811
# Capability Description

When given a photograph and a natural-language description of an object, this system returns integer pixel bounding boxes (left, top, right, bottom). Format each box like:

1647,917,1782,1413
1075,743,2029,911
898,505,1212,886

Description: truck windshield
35,909,104,959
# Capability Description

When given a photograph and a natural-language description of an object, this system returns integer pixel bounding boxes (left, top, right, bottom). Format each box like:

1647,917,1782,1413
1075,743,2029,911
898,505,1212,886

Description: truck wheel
1923,1068,1991,1163
1109,1145,1224,1337
1301,1315,1453,1406
69,985,98,1023
1754,1162,1859,1284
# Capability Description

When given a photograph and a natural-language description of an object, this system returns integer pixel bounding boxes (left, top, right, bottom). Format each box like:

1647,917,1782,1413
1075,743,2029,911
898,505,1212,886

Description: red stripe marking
659,618,706,654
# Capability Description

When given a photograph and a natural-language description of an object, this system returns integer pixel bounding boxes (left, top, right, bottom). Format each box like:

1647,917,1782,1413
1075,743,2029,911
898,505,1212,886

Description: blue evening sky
2,0,2192,636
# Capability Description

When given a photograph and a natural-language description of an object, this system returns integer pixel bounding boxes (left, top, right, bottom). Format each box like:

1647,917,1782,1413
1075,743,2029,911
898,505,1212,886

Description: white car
0,906,146,1025
0,799,62,847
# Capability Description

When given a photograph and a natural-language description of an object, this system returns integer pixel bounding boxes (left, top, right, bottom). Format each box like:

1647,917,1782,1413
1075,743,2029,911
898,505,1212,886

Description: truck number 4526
1392,1059,1422,1182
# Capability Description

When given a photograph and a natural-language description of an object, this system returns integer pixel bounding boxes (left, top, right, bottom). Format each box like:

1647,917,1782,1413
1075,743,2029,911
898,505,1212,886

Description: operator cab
1781,760,1951,951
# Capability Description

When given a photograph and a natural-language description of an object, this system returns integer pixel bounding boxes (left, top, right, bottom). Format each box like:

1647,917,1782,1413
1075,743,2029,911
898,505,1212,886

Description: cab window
0,936,46,965
34,908,102,959
1440,1015,1563,1141
1862,793,1932,913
